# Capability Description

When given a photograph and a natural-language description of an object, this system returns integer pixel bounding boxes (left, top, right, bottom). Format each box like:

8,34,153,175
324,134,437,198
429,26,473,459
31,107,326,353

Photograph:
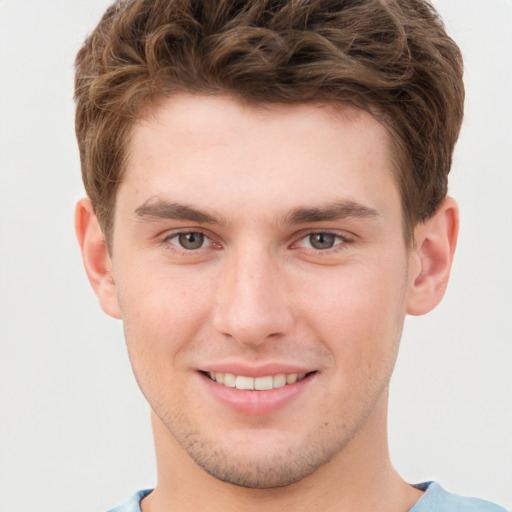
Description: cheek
294,259,407,372
116,264,214,375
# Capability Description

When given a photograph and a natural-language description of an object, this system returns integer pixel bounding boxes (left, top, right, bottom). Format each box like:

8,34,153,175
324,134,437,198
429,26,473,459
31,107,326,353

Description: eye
298,232,347,251
308,233,337,250
168,232,210,250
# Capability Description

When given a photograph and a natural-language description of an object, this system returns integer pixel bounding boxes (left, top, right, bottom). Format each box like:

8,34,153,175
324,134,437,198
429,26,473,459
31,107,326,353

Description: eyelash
161,230,215,254
160,229,354,255
294,231,353,253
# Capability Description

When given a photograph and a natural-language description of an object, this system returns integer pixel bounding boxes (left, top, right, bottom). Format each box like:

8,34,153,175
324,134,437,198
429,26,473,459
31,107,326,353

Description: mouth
199,368,318,415
203,371,313,390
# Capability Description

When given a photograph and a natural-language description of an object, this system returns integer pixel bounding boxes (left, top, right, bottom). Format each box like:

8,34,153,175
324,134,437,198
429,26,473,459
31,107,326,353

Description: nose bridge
213,241,293,345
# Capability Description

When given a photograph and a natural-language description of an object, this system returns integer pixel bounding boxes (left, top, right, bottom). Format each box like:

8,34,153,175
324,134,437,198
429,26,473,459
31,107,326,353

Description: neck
143,393,422,512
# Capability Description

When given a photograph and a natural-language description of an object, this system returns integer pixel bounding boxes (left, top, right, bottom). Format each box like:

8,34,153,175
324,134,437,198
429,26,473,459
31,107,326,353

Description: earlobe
406,197,459,316
75,198,121,319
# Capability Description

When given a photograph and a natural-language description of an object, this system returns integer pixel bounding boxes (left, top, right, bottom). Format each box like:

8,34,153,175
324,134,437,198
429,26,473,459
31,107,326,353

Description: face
109,95,413,488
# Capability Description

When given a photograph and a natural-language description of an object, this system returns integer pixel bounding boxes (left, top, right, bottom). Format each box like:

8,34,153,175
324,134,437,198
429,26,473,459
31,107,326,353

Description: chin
174,421,351,489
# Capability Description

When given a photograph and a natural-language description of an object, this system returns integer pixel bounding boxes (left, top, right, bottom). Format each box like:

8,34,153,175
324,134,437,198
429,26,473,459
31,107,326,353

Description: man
73,1,507,511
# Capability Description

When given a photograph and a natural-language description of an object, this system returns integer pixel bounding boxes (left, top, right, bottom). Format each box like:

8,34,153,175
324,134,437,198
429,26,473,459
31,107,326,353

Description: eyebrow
135,199,220,224
134,198,380,225
284,201,380,224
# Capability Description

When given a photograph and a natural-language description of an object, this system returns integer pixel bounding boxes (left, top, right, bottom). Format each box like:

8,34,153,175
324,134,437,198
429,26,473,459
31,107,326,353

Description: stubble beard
154,384,389,490
163,415,352,489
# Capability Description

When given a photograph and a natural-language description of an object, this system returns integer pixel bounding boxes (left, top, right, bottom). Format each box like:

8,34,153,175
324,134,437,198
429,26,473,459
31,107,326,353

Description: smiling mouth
205,372,313,391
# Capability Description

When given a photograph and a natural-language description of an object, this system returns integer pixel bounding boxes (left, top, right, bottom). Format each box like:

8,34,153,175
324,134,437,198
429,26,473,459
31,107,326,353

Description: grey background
0,1,511,511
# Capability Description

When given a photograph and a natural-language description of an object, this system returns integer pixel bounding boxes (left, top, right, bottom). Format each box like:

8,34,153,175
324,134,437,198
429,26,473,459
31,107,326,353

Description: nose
212,246,294,347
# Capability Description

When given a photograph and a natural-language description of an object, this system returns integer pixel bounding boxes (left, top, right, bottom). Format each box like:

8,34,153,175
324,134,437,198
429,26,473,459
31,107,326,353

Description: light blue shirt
107,482,508,512
410,483,508,511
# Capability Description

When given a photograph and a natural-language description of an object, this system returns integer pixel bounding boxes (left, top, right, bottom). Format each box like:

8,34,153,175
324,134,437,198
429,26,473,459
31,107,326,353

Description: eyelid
292,229,354,252
160,228,218,252
157,227,354,255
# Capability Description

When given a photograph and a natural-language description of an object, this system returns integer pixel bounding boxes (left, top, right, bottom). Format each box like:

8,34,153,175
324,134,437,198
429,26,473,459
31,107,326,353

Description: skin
76,95,458,512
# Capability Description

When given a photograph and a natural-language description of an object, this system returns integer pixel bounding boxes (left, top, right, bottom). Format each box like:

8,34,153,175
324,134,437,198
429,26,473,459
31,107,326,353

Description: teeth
273,373,286,388
235,375,255,390
255,376,273,390
207,371,308,390
286,374,298,384
224,373,236,387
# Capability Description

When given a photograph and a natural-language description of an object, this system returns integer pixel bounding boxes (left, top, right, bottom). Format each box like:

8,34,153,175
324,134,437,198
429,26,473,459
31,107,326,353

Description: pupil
310,233,335,249
179,232,204,249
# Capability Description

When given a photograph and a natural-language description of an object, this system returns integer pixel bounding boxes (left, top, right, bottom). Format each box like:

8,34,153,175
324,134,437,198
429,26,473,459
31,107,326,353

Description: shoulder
107,489,153,512
410,482,509,512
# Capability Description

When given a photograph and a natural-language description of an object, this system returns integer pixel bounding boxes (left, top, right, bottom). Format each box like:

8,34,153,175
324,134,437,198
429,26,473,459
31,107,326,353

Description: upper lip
199,362,315,378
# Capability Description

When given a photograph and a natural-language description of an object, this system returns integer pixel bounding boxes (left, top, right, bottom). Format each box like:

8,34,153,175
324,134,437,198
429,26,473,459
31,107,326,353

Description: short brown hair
75,0,464,247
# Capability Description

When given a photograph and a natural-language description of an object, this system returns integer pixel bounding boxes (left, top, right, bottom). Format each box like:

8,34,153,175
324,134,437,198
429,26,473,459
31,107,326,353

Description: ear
406,197,459,316
75,198,121,319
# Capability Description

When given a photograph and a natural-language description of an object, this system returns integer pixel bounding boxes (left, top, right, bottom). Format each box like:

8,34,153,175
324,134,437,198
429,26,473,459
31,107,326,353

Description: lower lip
199,372,315,416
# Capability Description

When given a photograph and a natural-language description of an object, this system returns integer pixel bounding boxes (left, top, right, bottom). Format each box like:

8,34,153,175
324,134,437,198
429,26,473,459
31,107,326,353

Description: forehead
119,94,400,223
133,95,389,159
